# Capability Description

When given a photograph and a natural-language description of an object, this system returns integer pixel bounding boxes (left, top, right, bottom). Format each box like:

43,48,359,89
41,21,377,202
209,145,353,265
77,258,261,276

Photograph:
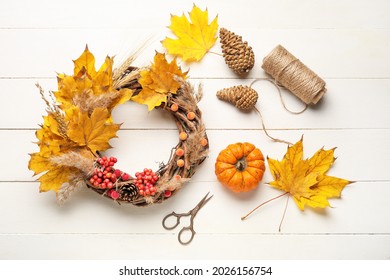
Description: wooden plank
0,233,389,259
1,0,390,263
0,28,389,79
1,78,389,130
1,0,389,29
0,180,388,234
9,129,390,182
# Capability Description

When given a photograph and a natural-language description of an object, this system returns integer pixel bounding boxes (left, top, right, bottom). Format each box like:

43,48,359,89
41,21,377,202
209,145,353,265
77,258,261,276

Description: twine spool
262,45,326,105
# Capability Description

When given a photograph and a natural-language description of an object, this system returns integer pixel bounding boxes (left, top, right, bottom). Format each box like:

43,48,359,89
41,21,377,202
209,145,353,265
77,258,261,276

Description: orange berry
171,103,179,112
177,159,185,167
187,111,196,120
200,138,208,147
179,132,188,141
176,148,185,157
174,174,181,180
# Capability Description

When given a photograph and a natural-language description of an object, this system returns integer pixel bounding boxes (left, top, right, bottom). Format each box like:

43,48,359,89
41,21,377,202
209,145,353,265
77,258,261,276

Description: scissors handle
178,226,196,245
162,212,181,230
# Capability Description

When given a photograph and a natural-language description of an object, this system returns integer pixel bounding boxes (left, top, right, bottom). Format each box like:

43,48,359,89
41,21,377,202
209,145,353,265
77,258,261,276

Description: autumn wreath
28,47,209,206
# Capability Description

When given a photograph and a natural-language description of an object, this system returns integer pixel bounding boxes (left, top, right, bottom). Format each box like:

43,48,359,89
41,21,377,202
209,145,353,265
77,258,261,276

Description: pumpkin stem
235,158,247,171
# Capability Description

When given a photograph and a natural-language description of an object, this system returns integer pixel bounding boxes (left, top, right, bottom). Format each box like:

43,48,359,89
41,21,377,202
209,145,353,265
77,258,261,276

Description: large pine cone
216,85,258,110
220,28,255,75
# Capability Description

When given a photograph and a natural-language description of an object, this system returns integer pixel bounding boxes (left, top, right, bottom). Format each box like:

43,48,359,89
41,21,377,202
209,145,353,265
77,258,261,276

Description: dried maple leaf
267,137,353,210
29,48,128,194
29,153,52,176
29,152,83,193
32,112,79,159
66,107,120,154
132,52,187,110
30,107,118,192
55,46,132,112
73,45,97,78
162,4,218,62
38,165,78,193
28,110,94,193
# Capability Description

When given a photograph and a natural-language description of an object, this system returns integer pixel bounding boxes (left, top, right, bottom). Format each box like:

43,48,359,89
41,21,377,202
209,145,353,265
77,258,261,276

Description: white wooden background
0,0,389,260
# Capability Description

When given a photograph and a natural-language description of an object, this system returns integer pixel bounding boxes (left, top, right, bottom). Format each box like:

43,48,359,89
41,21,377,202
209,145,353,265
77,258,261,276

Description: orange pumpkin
215,142,265,192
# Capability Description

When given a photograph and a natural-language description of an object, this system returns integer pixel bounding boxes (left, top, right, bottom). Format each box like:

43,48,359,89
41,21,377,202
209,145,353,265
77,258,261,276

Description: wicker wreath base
86,67,209,206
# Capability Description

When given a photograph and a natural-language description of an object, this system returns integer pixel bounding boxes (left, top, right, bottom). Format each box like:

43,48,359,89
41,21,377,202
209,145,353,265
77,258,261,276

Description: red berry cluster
135,168,159,196
107,189,119,200
89,157,130,191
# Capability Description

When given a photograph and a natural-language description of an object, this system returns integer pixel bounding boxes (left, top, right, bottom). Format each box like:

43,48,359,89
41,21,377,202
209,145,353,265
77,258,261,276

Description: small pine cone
216,85,258,110
220,28,255,75
119,183,138,202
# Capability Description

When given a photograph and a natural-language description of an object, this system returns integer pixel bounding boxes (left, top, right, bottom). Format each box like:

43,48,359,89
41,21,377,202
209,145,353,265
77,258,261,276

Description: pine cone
216,85,258,110
220,28,255,75
119,183,138,202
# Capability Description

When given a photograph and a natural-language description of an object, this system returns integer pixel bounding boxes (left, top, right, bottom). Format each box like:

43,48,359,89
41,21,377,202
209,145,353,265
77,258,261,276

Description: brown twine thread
247,78,294,145
253,107,292,146
262,45,326,105
250,78,308,114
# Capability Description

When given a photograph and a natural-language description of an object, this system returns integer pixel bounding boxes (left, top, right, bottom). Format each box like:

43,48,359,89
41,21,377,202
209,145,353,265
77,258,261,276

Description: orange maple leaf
29,47,126,194
132,52,187,110
55,46,132,112
66,107,120,154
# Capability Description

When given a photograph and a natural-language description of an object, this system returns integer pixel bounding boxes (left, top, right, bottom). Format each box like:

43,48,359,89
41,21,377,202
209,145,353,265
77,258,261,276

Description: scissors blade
199,192,213,208
192,192,213,215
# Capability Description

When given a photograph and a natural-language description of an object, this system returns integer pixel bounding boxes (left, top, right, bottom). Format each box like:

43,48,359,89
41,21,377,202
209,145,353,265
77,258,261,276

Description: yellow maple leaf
29,153,78,192
34,113,78,157
162,4,218,62
29,113,81,193
132,52,187,110
29,48,130,194
66,107,120,153
73,45,97,78
92,55,113,94
29,153,52,176
55,46,132,111
114,88,133,107
30,106,119,190
38,167,74,192
267,137,353,210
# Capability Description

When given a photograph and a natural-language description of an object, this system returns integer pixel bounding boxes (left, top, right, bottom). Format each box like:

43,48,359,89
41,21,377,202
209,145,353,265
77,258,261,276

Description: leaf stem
278,194,290,232
241,192,289,221
208,51,224,57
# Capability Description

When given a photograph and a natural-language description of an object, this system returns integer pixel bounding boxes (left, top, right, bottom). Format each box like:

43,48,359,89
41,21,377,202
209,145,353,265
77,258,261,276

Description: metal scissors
162,192,213,245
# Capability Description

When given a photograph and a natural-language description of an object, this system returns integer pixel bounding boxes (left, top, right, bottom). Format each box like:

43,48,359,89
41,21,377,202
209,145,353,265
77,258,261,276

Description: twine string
249,77,306,146
248,44,326,146
249,78,308,114
253,107,292,146
262,45,326,105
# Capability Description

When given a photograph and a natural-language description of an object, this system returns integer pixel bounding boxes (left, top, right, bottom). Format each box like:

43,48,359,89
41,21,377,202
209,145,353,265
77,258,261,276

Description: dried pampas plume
36,83,68,138
173,77,204,114
73,90,120,115
50,151,95,176
185,125,208,166
155,173,191,193
57,179,86,206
